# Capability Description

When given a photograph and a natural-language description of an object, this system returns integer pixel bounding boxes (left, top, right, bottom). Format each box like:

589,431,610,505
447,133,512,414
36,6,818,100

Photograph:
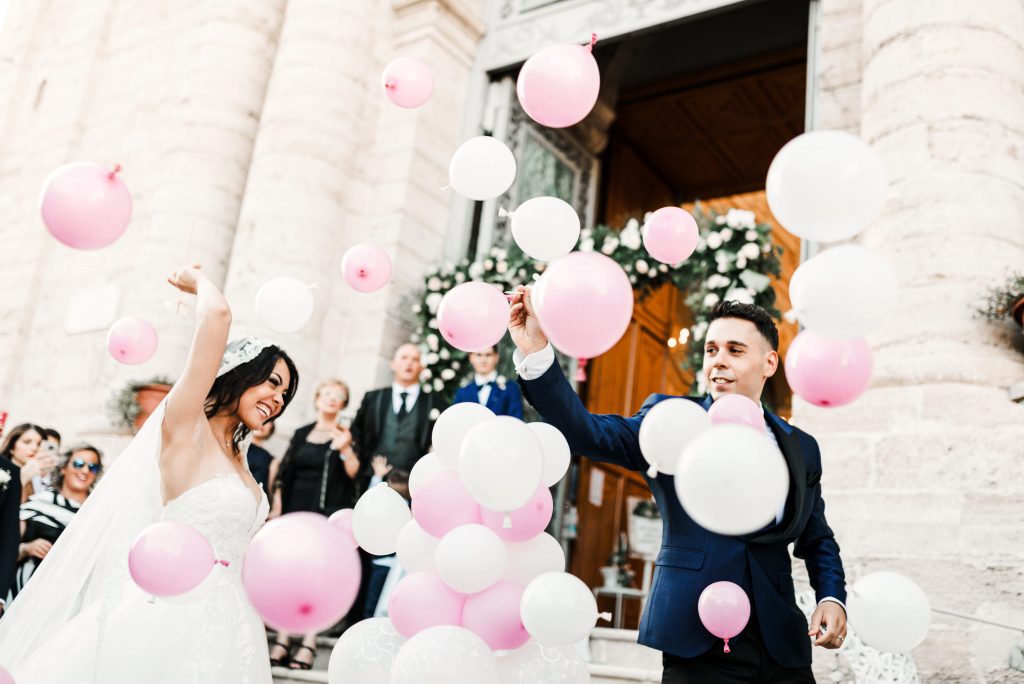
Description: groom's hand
508,285,548,356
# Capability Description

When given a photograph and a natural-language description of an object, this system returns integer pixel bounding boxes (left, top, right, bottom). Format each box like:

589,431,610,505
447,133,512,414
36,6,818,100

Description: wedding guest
247,421,276,497
0,424,55,503
11,444,102,601
453,344,523,418
41,428,61,450
0,452,21,617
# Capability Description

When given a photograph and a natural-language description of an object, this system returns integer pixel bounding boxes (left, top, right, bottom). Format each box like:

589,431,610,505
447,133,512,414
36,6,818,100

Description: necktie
476,380,494,390
398,391,409,418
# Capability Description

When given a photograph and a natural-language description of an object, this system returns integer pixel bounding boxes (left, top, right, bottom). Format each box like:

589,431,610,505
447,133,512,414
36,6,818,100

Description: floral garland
409,205,781,401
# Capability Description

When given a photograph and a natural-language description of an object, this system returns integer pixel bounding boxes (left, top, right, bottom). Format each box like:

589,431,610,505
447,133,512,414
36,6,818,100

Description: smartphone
337,414,352,429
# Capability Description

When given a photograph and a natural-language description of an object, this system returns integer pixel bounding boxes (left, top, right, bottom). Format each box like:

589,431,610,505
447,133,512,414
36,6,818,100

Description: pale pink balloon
643,207,699,264
698,581,750,653
516,38,600,128
708,394,766,433
341,243,393,292
327,507,358,549
412,470,482,538
462,581,530,651
480,485,552,543
40,161,132,249
128,521,215,597
388,571,466,638
0,665,14,684
106,317,158,365
242,512,361,633
785,330,872,408
531,252,634,359
381,57,434,109
437,282,510,353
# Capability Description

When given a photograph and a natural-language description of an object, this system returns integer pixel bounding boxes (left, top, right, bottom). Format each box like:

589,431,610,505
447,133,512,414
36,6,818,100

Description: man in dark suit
509,291,846,683
0,455,22,617
351,343,446,474
453,345,524,418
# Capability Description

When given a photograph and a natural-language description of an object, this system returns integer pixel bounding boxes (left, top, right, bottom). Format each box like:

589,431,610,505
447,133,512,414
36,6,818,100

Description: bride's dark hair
204,345,299,453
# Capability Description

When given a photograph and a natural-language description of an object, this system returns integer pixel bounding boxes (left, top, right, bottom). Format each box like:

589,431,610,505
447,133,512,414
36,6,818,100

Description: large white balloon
459,417,544,511
352,484,413,556
503,533,566,586
528,422,571,487
848,571,931,653
391,625,499,684
520,572,599,647
395,519,439,574
792,245,898,339
254,277,315,333
449,136,517,201
766,130,887,243
674,425,789,536
509,197,581,262
496,641,591,684
435,524,508,594
328,617,405,684
638,399,713,477
408,452,450,497
432,403,495,468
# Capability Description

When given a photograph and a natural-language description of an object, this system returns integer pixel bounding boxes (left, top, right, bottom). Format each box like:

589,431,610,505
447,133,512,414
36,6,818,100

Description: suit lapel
752,411,806,543
376,388,392,435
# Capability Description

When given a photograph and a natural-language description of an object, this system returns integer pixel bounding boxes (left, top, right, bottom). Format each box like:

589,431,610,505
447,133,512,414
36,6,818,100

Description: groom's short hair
707,301,779,351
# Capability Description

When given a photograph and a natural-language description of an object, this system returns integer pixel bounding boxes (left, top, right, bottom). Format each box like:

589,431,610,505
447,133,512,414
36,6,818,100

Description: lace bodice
161,474,269,570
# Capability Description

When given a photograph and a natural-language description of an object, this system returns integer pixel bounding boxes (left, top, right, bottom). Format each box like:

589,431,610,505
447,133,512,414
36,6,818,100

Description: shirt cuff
818,596,847,615
512,343,556,380
369,475,383,489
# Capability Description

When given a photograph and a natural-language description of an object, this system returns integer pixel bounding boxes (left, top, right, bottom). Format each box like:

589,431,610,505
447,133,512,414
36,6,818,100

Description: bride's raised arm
162,263,232,439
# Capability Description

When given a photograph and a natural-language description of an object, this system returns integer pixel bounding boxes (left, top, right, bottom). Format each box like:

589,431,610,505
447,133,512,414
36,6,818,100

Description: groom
509,290,847,683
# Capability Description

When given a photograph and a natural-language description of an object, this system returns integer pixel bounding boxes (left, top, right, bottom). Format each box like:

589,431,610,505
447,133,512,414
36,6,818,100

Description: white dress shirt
391,382,420,414
474,371,498,406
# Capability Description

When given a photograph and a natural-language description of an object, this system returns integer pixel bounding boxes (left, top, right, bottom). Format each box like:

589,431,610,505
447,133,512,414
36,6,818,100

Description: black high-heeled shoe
269,640,291,667
289,644,316,670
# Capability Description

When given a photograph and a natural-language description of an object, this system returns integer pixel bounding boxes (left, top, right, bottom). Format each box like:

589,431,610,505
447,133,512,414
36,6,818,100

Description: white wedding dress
0,401,274,684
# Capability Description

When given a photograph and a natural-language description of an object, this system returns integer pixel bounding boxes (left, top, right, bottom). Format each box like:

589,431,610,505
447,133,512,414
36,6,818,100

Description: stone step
589,628,662,672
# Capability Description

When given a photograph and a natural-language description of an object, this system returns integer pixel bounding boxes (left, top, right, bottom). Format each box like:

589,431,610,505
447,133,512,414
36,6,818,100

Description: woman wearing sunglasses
9,444,103,601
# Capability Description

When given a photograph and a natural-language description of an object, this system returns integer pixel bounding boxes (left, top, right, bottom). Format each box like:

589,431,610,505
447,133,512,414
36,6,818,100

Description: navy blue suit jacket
519,363,845,668
453,379,524,419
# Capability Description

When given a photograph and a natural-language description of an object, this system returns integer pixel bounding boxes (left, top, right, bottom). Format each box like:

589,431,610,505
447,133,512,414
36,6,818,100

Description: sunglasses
70,458,101,474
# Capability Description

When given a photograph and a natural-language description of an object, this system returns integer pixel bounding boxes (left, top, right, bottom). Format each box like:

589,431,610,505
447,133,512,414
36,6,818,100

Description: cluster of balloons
327,403,600,683
767,129,895,408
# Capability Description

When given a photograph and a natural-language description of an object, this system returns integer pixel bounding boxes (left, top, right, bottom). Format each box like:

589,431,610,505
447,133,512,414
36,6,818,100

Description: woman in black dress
268,378,361,670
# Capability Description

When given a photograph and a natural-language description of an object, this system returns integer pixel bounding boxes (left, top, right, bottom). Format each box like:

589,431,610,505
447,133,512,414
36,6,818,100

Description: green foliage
106,376,173,431
977,271,1024,322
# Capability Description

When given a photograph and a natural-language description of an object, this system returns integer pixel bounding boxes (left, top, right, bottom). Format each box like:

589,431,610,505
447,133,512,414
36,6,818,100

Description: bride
0,264,299,683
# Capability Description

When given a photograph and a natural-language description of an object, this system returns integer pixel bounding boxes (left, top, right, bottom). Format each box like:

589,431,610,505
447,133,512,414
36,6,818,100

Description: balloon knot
215,559,230,567
108,163,122,179
575,357,588,383
384,79,396,90
723,639,731,654
646,463,658,478
497,206,511,219
598,611,612,622
502,514,512,529
589,33,598,51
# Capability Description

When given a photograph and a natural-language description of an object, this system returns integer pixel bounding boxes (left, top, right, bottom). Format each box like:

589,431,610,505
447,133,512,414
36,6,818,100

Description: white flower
706,233,723,250
439,348,450,360
692,321,709,340
707,274,730,289
426,352,439,364
726,208,756,229
429,408,440,420
763,243,772,253
423,383,433,394
454,271,466,283
601,237,619,255
703,293,720,307
484,259,494,271
426,334,439,352
716,261,728,273
412,303,422,314
580,237,595,252
642,211,654,223
715,215,726,225
739,270,772,293
741,242,761,260
420,368,432,380
745,230,759,241
497,376,507,389
440,368,455,380
427,276,442,292
658,264,668,273
725,287,755,305
629,274,637,284
428,317,438,329
410,333,420,343
719,228,733,242
635,259,649,274
0,468,10,489
433,378,444,391
451,361,460,370
736,256,747,269
425,292,443,314
469,262,484,279
496,261,508,274
620,219,643,250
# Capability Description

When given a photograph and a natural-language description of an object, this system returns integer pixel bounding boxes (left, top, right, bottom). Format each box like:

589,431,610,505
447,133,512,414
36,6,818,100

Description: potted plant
978,271,1024,327
107,376,173,432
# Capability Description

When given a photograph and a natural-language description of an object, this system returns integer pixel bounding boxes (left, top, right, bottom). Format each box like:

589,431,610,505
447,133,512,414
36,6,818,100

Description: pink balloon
242,512,361,633
412,470,482,538
106,317,158,365
0,666,13,684
437,282,510,353
697,581,750,653
516,39,600,128
481,485,552,543
381,57,434,109
40,161,132,250
341,243,392,293
327,508,358,549
531,252,634,359
643,207,699,264
785,330,872,408
388,571,466,638
128,521,215,597
461,581,530,651
708,394,766,433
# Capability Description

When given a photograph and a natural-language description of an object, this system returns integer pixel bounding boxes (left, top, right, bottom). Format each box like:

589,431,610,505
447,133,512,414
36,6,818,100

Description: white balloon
353,483,413,556
254,277,315,333
391,625,499,684
528,422,571,487
395,519,438,574
435,524,507,594
459,417,543,511
793,245,898,339
503,533,566,586
510,197,581,261
449,136,517,201
328,617,405,684
674,425,789,536
520,572,598,646
496,641,591,684
849,571,931,653
432,403,495,468
638,399,712,477
766,130,887,242
409,452,450,497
